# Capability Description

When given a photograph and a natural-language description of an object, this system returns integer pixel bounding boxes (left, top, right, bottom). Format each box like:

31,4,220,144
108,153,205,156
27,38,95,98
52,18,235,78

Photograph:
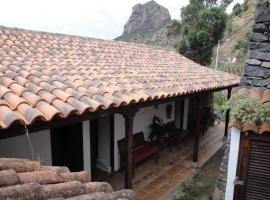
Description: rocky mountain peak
122,0,171,36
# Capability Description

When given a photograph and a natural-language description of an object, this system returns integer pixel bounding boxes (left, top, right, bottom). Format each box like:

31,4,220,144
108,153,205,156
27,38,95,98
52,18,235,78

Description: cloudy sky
0,0,243,40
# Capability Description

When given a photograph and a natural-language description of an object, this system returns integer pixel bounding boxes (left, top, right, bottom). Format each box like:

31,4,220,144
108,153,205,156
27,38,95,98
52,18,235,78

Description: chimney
241,0,270,88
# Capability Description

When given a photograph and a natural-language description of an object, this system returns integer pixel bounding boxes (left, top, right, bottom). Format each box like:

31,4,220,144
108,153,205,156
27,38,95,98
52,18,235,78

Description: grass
165,147,225,200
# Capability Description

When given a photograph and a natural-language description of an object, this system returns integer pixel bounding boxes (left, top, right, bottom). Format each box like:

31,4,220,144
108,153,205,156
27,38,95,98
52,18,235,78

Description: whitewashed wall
83,120,91,175
225,127,241,200
183,98,189,130
0,129,52,165
114,102,178,171
97,116,111,173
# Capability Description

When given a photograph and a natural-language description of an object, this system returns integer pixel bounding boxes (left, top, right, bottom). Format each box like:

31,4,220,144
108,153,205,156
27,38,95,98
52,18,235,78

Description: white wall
0,129,52,165
183,98,189,130
114,102,176,171
83,120,91,175
97,116,111,173
225,127,241,200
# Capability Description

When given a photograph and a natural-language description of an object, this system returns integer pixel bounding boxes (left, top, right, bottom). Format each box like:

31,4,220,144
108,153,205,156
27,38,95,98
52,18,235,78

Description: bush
234,31,250,53
226,94,270,126
167,20,182,36
213,92,227,122
233,3,243,16
225,19,233,36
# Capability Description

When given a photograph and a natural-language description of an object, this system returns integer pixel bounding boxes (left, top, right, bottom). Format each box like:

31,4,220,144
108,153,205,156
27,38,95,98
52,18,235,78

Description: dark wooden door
234,133,270,200
50,122,83,172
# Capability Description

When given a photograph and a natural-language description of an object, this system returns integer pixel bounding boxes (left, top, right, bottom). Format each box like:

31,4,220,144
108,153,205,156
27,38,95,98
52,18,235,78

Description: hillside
115,26,181,48
116,0,257,69
210,0,257,71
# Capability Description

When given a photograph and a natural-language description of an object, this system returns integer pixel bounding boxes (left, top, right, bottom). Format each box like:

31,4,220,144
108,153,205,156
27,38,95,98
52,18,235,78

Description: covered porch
0,88,233,190
112,89,232,189
97,123,225,200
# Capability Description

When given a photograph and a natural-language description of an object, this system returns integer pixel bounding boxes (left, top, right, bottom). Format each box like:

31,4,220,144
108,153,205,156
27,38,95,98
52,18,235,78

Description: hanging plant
226,93,263,126
261,103,270,124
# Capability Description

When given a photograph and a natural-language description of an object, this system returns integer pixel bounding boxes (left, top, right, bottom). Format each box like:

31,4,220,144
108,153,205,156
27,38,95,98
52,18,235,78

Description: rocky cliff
116,26,181,48
121,0,171,36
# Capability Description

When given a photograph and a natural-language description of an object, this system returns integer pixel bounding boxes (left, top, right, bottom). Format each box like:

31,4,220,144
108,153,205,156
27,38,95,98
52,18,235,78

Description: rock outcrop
122,0,171,36
116,26,181,49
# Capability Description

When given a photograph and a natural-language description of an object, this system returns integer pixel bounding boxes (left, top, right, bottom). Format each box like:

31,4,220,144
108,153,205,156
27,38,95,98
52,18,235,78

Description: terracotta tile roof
0,158,136,200
0,26,240,129
229,87,270,134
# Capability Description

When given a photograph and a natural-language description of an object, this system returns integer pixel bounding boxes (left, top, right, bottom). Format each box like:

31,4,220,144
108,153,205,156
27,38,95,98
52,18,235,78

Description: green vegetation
171,0,228,65
167,20,182,36
232,3,243,16
233,31,250,55
220,0,234,8
213,91,231,123
227,94,270,125
210,0,256,72
115,30,156,42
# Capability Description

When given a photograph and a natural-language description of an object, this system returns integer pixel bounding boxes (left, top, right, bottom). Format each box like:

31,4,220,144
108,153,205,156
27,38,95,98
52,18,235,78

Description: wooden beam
192,95,202,169
224,88,232,137
122,109,137,189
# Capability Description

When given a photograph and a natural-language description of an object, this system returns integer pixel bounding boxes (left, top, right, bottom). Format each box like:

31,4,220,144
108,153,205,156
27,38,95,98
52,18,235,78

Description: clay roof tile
0,26,239,129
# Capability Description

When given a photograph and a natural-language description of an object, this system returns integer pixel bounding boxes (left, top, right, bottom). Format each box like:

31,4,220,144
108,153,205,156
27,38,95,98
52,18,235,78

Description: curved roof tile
0,26,240,129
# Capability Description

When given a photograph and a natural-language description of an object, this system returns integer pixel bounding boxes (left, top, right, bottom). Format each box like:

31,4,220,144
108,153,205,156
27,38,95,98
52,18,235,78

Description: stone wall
241,0,270,88
212,133,230,200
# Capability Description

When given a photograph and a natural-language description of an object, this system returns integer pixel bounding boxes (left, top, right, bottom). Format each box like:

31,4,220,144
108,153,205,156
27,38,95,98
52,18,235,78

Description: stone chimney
241,0,270,88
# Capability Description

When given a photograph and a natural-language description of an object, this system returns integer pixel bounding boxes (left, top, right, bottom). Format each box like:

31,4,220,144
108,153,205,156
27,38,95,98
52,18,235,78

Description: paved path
136,124,225,200
166,147,225,200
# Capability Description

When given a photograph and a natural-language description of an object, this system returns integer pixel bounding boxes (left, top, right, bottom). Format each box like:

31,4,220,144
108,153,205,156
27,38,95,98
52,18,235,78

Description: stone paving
166,147,225,200
105,123,225,200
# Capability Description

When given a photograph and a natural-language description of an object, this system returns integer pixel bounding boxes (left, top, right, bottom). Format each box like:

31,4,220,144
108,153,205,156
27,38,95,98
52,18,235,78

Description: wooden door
50,122,83,172
234,132,270,200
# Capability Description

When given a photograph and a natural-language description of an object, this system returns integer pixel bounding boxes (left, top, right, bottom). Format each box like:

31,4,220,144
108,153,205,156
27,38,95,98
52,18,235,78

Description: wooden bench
118,132,159,176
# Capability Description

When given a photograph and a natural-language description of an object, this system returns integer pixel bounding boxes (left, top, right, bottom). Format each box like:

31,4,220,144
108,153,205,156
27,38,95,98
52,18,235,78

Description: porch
96,123,225,200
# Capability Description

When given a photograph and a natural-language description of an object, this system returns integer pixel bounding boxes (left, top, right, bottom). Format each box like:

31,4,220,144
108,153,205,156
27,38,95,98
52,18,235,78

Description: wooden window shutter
234,133,270,200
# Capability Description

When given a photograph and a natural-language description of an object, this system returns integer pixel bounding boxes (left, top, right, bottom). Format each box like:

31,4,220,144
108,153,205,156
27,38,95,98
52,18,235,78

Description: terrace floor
100,123,225,200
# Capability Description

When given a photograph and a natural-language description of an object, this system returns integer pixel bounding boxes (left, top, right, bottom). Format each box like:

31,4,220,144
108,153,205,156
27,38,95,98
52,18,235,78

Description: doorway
90,116,114,181
50,122,83,172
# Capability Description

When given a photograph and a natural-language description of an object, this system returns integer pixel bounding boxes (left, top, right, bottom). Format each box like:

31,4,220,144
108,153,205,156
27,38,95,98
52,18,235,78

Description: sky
0,0,243,40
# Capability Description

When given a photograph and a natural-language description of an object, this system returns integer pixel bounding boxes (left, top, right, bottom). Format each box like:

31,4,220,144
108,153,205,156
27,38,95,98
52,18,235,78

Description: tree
232,3,243,16
166,20,182,36
196,8,227,43
220,0,234,8
176,1,228,65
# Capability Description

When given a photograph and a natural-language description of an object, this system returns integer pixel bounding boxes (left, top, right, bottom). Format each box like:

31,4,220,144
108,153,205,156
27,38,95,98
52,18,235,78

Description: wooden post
122,109,137,189
192,95,202,169
224,88,232,137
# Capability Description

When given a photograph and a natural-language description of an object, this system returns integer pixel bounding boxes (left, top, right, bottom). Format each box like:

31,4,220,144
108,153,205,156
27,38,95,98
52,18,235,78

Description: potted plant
148,115,165,143
226,93,263,128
